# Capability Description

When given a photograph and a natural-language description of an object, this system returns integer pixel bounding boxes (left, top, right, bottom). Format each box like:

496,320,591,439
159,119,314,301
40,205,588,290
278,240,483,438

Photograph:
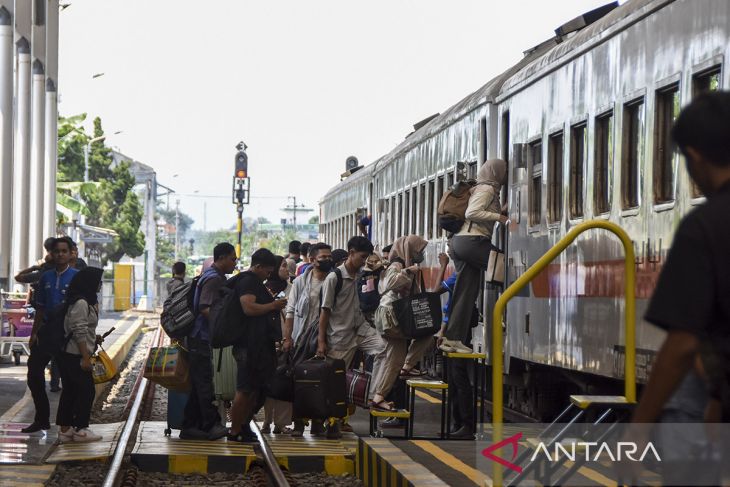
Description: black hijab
67,267,104,308
265,255,288,296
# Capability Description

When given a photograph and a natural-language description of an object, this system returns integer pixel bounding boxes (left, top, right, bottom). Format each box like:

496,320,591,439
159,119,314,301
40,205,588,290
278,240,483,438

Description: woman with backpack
439,158,508,354
56,267,104,443
369,235,433,411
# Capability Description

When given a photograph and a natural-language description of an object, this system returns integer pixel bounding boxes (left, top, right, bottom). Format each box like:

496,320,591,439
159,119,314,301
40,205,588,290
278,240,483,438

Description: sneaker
291,420,305,438
273,426,293,434
380,417,406,428
260,423,271,434
439,338,472,354
49,386,61,393
326,422,342,439
73,428,102,443
449,425,475,440
227,429,258,443
21,422,50,434
179,427,208,440
206,424,228,441
310,420,325,437
58,428,75,444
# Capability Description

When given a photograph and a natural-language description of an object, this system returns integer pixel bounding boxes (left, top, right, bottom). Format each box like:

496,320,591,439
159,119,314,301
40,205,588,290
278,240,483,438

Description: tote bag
392,274,442,339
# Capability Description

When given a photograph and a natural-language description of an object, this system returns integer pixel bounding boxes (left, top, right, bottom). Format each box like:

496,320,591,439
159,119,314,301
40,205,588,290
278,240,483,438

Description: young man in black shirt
626,92,730,449
228,248,287,442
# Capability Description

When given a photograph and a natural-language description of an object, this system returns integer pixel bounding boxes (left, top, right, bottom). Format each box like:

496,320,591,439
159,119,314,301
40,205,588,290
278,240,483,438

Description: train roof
320,0,656,203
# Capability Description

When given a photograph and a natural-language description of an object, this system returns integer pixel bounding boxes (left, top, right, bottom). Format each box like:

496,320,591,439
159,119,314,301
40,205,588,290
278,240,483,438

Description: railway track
101,322,293,487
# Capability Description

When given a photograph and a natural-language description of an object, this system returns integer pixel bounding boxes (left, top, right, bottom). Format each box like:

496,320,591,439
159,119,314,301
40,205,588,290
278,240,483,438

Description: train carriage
319,0,730,420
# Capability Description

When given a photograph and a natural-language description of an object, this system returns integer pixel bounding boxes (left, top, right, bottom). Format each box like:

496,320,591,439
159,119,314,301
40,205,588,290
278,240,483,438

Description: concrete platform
45,422,124,463
131,421,357,475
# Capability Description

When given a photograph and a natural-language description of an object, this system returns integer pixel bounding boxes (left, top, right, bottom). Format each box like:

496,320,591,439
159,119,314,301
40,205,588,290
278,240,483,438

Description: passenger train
318,0,730,420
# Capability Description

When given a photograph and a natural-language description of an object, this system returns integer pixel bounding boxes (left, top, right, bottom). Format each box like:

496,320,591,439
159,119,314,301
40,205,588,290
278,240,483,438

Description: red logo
481,432,524,473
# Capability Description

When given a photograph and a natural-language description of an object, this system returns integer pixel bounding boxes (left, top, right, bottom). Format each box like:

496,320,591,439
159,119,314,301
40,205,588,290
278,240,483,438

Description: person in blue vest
22,237,79,433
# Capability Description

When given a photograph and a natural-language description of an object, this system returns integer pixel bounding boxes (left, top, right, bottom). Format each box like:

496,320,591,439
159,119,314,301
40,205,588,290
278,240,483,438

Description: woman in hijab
56,267,104,443
370,235,434,411
262,255,293,434
440,158,508,354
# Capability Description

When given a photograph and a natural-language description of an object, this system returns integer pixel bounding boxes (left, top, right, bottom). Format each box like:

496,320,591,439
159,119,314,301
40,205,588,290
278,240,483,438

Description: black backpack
208,273,246,348
160,273,206,339
357,272,381,313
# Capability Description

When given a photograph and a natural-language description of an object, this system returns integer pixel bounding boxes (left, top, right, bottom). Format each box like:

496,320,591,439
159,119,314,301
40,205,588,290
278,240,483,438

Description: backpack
208,273,246,348
319,267,343,308
436,180,479,233
160,273,205,340
357,272,381,313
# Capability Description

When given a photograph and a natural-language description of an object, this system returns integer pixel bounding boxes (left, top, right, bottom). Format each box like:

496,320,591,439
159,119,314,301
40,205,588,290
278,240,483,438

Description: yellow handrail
491,220,636,486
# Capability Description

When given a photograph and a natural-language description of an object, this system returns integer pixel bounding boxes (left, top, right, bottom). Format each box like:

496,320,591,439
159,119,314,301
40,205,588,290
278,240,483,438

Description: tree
308,215,319,224
58,114,146,263
257,216,271,225
157,204,194,238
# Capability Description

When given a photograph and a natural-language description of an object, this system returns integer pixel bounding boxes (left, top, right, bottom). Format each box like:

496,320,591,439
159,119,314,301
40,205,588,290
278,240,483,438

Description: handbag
486,221,506,285
291,318,320,367
392,273,442,339
268,351,294,402
345,368,371,408
143,344,190,392
90,345,117,384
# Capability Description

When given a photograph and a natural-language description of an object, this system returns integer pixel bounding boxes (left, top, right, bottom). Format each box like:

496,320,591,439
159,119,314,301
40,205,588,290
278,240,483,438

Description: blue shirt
35,266,79,312
442,274,457,324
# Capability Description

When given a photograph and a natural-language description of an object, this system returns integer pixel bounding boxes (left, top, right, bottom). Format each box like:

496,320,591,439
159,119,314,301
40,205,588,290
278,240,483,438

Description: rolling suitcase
212,346,237,402
165,389,188,436
293,357,347,419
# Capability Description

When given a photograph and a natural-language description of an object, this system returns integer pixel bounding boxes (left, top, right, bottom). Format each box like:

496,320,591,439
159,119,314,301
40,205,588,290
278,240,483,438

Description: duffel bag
268,352,294,402
345,368,371,408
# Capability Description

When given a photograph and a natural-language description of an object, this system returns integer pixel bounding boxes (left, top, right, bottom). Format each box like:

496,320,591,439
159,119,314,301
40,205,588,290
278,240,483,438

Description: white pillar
11,37,31,278
28,59,44,262
44,0,58,239
0,6,12,282
43,78,56,238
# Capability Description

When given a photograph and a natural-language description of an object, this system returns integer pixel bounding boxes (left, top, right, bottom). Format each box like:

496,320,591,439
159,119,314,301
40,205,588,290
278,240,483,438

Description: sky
58,0,617,231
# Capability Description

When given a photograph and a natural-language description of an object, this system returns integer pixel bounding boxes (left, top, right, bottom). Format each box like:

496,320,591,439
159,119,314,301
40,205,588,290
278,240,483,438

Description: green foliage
157,204,194,237
308,215,319,224
57,113,146,263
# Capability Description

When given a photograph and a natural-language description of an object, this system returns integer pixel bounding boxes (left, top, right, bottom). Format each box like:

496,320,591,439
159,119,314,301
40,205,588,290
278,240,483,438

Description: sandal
369,400,396,412
399,368,426,377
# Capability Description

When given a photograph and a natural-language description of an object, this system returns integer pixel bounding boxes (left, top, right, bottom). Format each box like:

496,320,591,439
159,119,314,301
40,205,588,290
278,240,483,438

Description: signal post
232,142,249,262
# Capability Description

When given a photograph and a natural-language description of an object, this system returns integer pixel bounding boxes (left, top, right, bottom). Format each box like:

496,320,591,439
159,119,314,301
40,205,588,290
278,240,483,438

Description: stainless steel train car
318,0,730,420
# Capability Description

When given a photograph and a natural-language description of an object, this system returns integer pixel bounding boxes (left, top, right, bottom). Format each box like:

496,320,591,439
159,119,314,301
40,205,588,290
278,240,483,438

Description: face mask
317,259,333,272
412,252,425,264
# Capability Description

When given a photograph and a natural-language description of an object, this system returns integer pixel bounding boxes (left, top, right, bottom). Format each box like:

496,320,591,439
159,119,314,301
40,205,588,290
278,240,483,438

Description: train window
622,99,644,209
528,140,543,227
390,196,396,242
691,67,720,198
693,66,721,95
400,190,411,236
502,111,510,162
397,193,403,238
547,131,564,224
594,111,614,214
468,161,478,180
447,171,455,190
654,85,680,204
479,117,488,165
427,180,435,240
437,175,445,237
411,190,418,234
570,123,587,218
418,183,426,237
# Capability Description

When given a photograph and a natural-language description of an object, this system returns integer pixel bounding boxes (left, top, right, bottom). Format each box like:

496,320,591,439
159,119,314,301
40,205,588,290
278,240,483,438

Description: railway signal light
235,150,248,179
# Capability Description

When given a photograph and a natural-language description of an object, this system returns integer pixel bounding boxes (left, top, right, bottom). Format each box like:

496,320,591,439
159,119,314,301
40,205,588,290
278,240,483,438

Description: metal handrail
490,220,636,486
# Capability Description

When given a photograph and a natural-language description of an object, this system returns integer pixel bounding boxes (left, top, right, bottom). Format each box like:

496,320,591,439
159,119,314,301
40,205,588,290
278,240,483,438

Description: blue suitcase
165,390,188,436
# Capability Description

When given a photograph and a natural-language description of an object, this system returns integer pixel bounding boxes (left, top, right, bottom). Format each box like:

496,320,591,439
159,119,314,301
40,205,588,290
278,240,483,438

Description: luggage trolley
0,291,32,365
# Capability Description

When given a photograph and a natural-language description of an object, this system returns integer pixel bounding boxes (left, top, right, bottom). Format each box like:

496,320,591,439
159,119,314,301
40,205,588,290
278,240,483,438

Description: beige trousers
264,398,292,429
373,329,433,398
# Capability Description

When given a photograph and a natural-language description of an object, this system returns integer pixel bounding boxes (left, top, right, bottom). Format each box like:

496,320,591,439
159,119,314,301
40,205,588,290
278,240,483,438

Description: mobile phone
275,291,286,299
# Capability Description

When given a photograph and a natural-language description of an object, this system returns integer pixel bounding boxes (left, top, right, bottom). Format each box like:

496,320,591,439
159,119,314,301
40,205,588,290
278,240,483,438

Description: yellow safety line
491,220,636,486
410,440,490,486
415,390,441,404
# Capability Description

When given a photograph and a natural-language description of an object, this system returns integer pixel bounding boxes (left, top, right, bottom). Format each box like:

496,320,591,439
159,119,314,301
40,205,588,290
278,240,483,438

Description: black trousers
26,345,54,425
448,358,474,432
182,336,220,432
56,352,95,429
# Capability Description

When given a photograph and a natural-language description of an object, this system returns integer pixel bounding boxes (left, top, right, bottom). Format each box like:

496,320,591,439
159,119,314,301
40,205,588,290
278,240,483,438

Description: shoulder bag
392,273,442,339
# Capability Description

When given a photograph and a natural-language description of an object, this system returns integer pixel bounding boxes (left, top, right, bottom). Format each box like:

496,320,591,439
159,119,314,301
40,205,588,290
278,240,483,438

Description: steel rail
490,220,636,487
250,419,290,487
102,323,161,487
